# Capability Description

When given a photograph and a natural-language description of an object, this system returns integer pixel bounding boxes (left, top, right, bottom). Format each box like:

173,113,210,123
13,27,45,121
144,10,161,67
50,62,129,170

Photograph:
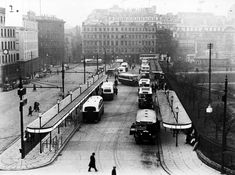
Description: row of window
1,41,16,50
83,34,156,39
177,27,224,32
83,26,169,32
0,53,19,65
0,28,15,37
83,40,155,46
83,47,155,54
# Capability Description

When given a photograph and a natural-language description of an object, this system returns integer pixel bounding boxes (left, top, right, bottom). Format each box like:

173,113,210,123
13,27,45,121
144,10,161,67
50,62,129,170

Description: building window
13,29,15,37
1,41,3,50
4,29,6,37
1,29,2,37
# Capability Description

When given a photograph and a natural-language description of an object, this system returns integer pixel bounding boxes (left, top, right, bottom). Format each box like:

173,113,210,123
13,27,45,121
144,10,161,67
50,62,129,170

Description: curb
196,149,235,175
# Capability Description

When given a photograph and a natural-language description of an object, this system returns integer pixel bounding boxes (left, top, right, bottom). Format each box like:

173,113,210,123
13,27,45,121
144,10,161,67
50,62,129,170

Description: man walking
88,152,98,172
112,166,116,175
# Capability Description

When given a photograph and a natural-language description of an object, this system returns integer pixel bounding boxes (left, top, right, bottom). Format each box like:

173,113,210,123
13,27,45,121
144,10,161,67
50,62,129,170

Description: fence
199,135,235,172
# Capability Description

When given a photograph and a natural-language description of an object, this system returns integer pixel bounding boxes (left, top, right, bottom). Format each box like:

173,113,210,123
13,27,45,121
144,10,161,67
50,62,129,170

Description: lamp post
175,106,179,147
39,113,42,153
83,56,86,84
221,75,228,174
57,99,60,114
69,90,73,102
17,77,27,159
206,43,213,113
57,99,60,134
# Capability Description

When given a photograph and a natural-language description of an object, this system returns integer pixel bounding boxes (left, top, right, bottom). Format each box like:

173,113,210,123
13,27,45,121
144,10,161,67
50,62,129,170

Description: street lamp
206,43,213,113
69,90,73,102
57,99,60,134
57,99,60,113
39,113,42,153
175,106,179,147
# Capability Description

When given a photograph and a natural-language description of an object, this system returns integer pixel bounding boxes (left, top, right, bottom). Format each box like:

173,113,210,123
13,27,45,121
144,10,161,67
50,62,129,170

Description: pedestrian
114,87,118,95
34,102,37,112
88,152,98,172
28,106,33,116
114,79,118,87
112,166,116,175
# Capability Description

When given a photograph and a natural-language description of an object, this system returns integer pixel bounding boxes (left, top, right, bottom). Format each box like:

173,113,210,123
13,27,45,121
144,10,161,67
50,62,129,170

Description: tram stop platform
0,74,107,170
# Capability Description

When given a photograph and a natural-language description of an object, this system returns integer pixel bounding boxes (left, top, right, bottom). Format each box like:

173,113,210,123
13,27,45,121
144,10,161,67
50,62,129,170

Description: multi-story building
65,26,82,63
36,15,65,67
82,5,179,63
175,12,235,66
16,11,40,78
0,7,19,86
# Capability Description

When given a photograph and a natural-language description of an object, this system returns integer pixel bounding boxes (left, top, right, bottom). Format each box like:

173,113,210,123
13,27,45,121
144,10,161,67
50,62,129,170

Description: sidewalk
158,127,221,175
0,120,79,170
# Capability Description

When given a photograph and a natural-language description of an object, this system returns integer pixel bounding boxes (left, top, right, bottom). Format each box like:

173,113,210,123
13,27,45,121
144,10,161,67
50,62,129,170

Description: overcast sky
0,0,234,27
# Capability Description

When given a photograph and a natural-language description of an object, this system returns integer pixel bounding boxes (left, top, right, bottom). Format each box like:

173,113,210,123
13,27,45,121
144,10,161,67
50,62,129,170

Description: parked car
2,83,13,92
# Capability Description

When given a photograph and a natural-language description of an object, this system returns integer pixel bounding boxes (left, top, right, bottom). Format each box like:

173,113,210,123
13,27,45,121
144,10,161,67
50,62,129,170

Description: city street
0,77,221,175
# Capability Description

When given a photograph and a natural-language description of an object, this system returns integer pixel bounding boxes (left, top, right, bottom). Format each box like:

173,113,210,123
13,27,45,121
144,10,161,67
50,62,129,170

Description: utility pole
104,50,106,73
83,56,86,84
62,62,65,98
17,77,27,159
221,75,228,174
97,54,99,74
206,43,213,113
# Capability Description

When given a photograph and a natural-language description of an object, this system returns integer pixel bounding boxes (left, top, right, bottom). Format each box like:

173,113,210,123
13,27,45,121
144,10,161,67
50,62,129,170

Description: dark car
2,83,13,92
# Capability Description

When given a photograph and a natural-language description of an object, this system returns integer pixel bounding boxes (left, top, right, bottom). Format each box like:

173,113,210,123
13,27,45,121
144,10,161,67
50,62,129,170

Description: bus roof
83,96,103,108
119,73,139,77
139,78,150,84
136,109,156,123
101,82,114,89
139,87,152,94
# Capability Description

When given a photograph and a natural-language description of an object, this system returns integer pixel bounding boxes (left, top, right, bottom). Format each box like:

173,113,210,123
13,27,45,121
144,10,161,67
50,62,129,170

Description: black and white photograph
0,0,235,174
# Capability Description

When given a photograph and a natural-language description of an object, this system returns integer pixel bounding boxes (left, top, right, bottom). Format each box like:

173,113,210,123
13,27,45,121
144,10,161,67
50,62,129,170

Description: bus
138,78,150,92
138,78,151,87
138,86,153,109
140,63,150,74
117,66,127,73
130,109,160,144
101,82,115,100
121,62,129,71
139,54,160,61
82,96,104,123
118,73,139,86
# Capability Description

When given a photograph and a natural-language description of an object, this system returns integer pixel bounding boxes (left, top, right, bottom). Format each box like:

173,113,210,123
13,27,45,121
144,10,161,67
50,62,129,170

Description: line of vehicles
129,55,161,145
81,54,163,145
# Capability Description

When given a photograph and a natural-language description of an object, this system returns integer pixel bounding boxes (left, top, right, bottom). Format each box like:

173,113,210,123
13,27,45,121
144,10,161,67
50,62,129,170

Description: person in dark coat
112,166,116,175
28,106,33,116
88,152,98,172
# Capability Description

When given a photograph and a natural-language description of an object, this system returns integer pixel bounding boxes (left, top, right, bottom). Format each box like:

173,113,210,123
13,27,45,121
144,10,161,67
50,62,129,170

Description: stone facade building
0,7,19,86
82,5,179,62
36,15,65,67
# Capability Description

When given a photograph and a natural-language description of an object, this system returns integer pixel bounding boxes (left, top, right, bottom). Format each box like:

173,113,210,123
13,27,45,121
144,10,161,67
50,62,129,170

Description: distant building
175,12,235,63
0,7,19,86
65,26,82,63
15,11,40,79
36,15,65,67
82,5,178,63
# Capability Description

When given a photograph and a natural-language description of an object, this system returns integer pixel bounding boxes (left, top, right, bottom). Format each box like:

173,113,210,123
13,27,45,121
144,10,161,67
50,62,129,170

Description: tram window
84,106,96,112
